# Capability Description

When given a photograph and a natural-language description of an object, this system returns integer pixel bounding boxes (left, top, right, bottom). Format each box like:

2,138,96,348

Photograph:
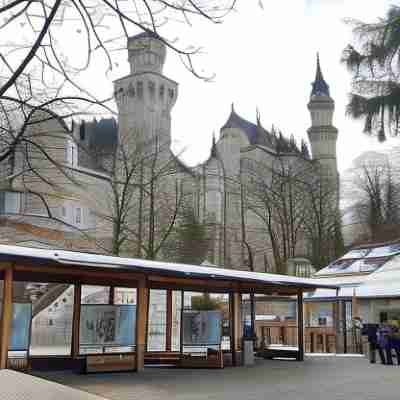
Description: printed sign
80,305,136,346
182,310,221,345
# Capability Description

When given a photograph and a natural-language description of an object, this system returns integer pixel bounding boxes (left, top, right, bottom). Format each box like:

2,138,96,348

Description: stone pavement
33,356,400,400
0,369,106,400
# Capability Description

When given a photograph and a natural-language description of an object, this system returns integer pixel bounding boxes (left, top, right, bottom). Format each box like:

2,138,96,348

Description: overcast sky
148,0,395,172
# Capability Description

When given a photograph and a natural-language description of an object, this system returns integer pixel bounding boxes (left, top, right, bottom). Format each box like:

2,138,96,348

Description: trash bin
242,337,255,366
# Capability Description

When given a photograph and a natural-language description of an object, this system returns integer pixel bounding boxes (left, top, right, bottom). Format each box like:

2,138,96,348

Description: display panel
80,305,136,347
182,310,221,345
10,303,32,351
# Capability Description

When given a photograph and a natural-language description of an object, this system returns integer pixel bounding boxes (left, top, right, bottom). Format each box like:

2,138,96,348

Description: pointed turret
307,53,338,181
311,53,330,98
210,132,218,158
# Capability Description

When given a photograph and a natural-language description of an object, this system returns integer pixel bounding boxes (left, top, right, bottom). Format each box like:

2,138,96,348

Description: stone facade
0,36,339,273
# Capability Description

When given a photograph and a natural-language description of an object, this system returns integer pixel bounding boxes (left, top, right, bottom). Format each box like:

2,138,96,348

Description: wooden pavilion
0,244,337,372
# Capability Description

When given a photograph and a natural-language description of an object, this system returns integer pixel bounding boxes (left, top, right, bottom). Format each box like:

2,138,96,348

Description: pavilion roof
0,244,337,291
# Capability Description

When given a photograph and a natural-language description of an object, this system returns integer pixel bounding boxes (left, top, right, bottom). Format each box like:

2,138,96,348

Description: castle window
128,83,135,97
148,81,155,98
79,122,85,141
168,88,174,99
61,206,66,218
76,207,82,224
159,84,165,99
137,81,143,98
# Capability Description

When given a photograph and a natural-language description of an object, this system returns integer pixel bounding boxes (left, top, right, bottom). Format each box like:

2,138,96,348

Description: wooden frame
0,267,13,369
297,292,304,361
0,248,335,371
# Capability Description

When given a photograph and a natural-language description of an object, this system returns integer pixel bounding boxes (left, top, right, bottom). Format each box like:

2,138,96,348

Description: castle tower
307,54,338,179
114,32,178,155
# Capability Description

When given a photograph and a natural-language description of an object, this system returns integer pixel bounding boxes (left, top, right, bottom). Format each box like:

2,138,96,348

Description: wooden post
296,291,304,361
351,288,359,319
230,292,241,366
0,267,13,369
333,290,344,354
136,279,149,371
71,283,81,358
166,289,173,352
109,286,115,305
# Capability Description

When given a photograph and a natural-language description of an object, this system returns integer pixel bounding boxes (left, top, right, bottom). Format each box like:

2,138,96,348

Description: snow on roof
0,244,337,290
311,252,400,299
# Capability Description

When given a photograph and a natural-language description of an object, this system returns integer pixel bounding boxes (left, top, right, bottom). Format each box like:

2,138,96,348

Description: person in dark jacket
377,323,393,365
362,324,385,364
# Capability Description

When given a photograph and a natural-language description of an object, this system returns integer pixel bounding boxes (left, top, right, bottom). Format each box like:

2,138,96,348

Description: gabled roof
220,105,278,148
220,104,259,144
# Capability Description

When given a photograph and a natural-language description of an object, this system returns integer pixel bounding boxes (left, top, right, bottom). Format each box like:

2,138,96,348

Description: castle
0,33,339,274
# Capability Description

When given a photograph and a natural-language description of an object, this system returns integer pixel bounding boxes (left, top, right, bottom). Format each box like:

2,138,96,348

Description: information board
182,310,222,345
10,303,32,351
80,305,136,346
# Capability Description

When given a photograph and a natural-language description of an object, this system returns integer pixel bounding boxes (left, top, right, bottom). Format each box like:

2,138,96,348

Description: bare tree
88,130,186,258
243,155,308,274
0,1,238,168
351,160,400,242
242,152,341,273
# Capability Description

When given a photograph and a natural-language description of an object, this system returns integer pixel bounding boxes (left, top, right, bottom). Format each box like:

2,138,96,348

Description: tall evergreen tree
342,5,400,141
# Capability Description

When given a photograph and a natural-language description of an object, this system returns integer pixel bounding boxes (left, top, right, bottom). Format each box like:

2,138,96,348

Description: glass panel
214,294,230,350
326,259,355,272
171,291,182,351
307,302,333,327
79,304,136,354
114,288,137,305
255,295,298,350
241,294,251,340
81,285,110,304
29,284,74,356
147,289,167,351
182,292,225,353
351,257,388,273
340,248,370,259
366,244,400,258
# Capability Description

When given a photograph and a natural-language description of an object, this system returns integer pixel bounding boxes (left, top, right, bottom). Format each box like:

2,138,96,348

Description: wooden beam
0,267,13,369
14,263,144,285
230,292,241,366
136,279,149,371
165,289,173,352
296,291,304,361
0,262,12,271
148,275,234,290
71,283,81,358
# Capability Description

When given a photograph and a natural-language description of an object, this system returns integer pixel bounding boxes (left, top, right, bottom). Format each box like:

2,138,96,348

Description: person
377,322,395,365
362,323,384,364
387,320,400,366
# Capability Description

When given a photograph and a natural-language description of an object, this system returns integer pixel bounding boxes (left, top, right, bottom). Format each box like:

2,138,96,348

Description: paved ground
34,356,400,400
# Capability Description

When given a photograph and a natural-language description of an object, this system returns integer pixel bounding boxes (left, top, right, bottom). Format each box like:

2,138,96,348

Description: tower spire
311,52,330,97
211,131,218,158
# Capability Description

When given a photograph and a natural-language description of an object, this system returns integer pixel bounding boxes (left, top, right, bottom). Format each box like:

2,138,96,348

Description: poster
10,303,32,351
80,305,136,346
182,310,221,345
